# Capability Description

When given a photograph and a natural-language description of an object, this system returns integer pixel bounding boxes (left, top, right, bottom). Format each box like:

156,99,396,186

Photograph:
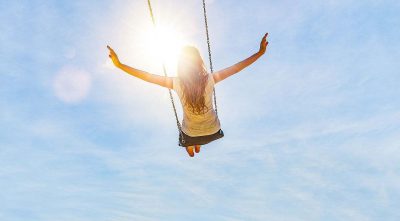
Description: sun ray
138,22,188,76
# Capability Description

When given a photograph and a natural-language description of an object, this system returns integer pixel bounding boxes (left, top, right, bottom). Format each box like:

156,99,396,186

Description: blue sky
1,0,400,220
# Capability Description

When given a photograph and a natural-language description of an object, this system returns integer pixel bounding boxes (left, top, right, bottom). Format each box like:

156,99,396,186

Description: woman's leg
185,146,194,157
195,145,201,153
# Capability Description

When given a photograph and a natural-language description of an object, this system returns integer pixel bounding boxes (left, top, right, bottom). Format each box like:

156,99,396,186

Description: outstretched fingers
262,33,269,45
107,45,115,52
263,33,269,51
107,45,115,58
259,32,269,54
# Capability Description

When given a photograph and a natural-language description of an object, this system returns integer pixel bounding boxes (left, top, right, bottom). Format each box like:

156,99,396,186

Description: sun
140,23,187,75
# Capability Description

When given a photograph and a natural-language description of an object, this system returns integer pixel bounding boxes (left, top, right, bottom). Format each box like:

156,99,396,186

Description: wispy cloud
1,0,400,221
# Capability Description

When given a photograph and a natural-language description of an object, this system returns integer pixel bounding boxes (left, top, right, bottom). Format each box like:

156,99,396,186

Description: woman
107,33,269,157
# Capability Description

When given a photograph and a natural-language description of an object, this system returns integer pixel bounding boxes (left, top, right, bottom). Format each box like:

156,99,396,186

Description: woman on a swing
107,33,268,157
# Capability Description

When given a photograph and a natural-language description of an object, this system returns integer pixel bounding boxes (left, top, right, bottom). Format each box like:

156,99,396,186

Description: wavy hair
177,46,209,115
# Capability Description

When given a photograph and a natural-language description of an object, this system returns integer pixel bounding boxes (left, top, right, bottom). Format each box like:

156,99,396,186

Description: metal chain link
202,0,218,116
147,0,185,145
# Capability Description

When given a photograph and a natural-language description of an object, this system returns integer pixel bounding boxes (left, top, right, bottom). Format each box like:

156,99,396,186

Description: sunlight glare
140,23,187,75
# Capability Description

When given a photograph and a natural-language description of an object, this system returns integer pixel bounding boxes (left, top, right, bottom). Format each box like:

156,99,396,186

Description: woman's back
173,73,221,137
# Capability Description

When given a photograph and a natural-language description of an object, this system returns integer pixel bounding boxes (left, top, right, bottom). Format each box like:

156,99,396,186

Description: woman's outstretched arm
213,33,269,84
107,46,173,89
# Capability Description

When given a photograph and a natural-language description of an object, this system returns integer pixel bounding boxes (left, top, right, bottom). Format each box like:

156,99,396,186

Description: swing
146,0,224,146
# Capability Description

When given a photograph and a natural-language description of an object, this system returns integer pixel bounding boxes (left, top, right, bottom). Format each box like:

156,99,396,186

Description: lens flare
53,66,91,104
140,23,187,75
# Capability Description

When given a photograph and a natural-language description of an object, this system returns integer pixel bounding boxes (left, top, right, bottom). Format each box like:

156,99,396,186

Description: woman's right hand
107,45,121,67
258,33,269,55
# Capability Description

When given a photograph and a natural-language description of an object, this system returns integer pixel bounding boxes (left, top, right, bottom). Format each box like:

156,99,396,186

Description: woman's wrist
115,61,122,68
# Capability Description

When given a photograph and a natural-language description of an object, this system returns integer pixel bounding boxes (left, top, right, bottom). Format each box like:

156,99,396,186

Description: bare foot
186,146,194,157
195,145,201,153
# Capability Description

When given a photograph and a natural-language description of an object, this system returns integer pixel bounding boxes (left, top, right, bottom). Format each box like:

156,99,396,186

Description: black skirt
179,129,224,147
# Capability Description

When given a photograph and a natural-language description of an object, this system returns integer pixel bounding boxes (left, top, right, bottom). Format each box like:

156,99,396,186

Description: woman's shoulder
207,72,215,85
172,76,181,91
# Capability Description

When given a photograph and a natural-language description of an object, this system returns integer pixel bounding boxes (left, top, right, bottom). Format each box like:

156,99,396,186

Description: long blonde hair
177,46,209,115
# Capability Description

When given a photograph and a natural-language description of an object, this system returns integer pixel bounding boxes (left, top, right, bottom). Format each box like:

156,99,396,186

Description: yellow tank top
172,73,221,137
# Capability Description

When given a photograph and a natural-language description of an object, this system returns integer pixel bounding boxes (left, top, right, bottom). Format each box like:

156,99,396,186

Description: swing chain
202,0,218,117
146,0,217,146
147,0,185,145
